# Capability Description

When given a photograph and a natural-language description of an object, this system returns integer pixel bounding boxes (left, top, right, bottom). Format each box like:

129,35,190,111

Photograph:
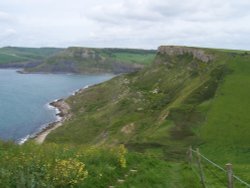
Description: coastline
16,84,94,145
32,98,71,144
32,85,90,144
1,69,114,145
17,97,70,145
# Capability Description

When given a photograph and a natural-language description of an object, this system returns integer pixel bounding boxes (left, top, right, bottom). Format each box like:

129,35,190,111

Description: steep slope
45,46,250,184
24,47,156,74
46,46,223,152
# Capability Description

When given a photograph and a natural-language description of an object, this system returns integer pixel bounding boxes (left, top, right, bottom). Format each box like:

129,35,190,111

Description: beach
33,86,90,144
33,99,71,144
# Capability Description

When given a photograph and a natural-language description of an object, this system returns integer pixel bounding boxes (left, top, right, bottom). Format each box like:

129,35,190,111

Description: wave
17,134,30,145
17,84,90,145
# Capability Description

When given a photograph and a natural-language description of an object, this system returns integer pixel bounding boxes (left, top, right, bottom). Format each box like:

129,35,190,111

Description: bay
0,69,113,142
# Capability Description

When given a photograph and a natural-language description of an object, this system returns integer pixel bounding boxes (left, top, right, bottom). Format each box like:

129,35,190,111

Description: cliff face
157,46,213,63
62,47,103,60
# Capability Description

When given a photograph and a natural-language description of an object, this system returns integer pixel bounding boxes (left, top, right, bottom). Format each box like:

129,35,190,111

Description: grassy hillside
0,47,63,66
46,46,224,150
24,47,156,74
198,53,250,182
1,46,250,187
45,46,250,185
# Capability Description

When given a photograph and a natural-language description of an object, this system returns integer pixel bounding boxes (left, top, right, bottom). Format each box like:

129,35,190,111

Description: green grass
0,141,201,188
200,56,250,146
45,46,250,186
194,55,250,184
2,46,250,187
0,142,128,187
119,157,200,188
113,52,155,65
0,53,29,64
0,47,63,64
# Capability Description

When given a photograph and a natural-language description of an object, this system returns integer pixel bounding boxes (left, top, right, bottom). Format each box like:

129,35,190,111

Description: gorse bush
117,144,127,168
49,158,88,186
0,142,128,188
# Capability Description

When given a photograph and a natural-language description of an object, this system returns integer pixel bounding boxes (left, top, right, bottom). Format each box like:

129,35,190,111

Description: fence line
203,161,227,187
188,147,250,188
191,149,227,173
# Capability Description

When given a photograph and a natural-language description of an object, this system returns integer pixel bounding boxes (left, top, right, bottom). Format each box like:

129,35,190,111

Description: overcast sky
1,0,250,49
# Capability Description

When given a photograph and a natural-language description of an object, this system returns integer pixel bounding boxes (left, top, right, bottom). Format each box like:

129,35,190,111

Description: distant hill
23,47,156,74
0,47,63,68
0,46,156,74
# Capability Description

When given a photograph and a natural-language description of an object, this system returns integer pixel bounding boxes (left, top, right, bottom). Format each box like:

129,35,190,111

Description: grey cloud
86,1,164,24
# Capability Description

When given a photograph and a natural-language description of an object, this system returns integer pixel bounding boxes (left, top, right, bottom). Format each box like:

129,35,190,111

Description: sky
1,0,250,49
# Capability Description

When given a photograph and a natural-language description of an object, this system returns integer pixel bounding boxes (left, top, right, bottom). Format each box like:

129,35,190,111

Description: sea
0,69,113,143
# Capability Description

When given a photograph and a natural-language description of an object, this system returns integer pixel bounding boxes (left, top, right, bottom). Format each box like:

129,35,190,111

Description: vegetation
0,47,155,74
46,46,250,185
102,48,156,65
0,47,63,65
1,46,250,187
0,142,127,187
24,47,156,74
0,142,201,187
198,53,250,182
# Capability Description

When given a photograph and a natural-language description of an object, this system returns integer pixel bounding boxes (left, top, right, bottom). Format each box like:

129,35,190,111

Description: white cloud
0,0,250,49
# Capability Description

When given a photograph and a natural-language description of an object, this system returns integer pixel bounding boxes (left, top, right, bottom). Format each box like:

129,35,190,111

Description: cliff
24,47,156,74
156,46,213,64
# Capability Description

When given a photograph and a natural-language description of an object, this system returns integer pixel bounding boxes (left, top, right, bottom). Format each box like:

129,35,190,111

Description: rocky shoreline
17,85,90,144
33,99,71,144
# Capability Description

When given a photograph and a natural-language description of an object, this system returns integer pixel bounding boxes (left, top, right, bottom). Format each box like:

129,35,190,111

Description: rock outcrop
157,46,213,63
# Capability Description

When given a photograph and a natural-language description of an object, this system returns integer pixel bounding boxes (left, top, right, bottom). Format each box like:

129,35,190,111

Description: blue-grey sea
0,69,113,142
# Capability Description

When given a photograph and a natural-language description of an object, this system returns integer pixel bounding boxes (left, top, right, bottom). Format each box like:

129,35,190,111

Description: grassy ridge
0,47,63,64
